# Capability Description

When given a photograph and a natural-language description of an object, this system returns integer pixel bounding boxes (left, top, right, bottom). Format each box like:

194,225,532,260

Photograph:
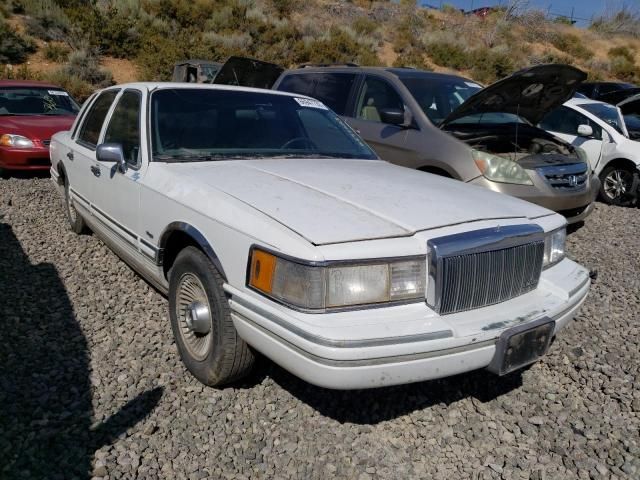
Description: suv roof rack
296,62,359,69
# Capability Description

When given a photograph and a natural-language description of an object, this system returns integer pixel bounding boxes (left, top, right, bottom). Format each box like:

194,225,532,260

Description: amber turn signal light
249,249,276,294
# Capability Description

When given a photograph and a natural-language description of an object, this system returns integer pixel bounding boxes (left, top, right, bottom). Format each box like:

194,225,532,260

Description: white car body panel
49,82,589,389
549,98,640,176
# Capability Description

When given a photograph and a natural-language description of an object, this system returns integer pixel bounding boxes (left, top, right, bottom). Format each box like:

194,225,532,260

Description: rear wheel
64,177,87,234
169,246,254,386
599,165,638,206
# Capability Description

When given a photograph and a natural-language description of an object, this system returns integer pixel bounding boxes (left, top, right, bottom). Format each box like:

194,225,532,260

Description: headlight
543,227,566,268
0,134,34,148
472,149,533,185
248,248,426,310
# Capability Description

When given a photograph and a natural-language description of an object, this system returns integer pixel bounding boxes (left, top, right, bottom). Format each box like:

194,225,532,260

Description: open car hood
440,64,587,127
212,56,284,90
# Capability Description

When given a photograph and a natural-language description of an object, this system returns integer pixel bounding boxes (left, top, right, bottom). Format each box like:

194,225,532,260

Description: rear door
539,105,605,171
70,89,119,216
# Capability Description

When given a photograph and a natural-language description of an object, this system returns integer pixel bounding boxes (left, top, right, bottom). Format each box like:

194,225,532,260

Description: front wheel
168,246,254,386
599,165,638,206
64,177,87,234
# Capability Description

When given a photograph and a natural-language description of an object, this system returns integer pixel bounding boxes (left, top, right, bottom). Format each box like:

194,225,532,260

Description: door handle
90,165,101,177
66,151,74,160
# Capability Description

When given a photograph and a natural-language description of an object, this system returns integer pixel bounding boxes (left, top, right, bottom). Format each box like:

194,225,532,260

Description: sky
418,0,633,27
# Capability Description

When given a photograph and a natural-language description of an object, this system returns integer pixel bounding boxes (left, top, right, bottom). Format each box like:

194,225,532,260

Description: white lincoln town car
49,83,590,389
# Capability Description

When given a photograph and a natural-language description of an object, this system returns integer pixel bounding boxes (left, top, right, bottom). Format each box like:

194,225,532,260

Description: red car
0,80,79,172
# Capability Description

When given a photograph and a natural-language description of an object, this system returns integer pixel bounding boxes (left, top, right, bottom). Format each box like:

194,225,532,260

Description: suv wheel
169,246,254,386
599,165,638,206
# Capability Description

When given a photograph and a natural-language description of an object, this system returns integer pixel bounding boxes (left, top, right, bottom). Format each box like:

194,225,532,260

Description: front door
539,105,605,172
346,75,422,168
91,89,146,257
70,90,120,217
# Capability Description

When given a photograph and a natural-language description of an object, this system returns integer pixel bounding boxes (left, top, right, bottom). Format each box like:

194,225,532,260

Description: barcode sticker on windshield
294,97,328,109
48,90,68,96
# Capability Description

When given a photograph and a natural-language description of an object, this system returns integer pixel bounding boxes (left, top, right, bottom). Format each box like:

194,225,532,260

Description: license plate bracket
487,317,555,376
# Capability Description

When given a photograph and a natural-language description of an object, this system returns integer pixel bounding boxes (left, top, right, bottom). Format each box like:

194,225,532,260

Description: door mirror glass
577,124,593,137
96,143,126,172
379,108,406,126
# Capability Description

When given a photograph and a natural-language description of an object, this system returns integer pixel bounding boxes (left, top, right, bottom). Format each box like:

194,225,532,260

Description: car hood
0,114,75,141
441,64,587,127
167,159,552,245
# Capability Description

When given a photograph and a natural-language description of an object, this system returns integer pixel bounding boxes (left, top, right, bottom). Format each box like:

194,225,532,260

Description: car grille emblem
568,175,578,187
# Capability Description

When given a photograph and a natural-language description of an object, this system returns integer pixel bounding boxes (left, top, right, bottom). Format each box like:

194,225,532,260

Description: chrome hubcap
176,273,213,361
604,169,632,200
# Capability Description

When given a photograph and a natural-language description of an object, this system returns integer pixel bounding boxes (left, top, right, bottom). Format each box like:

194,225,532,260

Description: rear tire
64,178,87,234
169,246,254,386
599,164,638,206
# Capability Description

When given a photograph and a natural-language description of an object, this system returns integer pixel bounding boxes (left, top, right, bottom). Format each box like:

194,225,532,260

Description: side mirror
379,108,406,126
96,143,126,173
577,124,593,137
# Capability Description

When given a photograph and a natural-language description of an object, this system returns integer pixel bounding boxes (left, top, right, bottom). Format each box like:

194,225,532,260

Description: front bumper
227,258,590,389
0,146,51,171
469,173,599,224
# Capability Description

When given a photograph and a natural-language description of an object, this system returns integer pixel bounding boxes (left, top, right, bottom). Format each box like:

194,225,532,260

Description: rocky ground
0,175,638,480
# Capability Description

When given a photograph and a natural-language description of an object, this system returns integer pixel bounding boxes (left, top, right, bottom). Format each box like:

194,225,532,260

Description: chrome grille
538,163,588,191
427,225,545,315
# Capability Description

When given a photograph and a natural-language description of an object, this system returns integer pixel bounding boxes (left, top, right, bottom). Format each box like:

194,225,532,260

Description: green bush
608,45,635,63
22,0,70,41
469,48,515,83
63,48,114,86
43,42,70,62
426,42,470,70
0,19,36,64
609,56,640,83
45,68,95,102
549,32,593,60
271,0,297,17
352,16,377,36
294,27,380,66
393,49,431,71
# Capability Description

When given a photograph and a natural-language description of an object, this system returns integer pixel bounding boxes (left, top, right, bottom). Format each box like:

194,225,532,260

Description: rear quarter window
277,72,356,115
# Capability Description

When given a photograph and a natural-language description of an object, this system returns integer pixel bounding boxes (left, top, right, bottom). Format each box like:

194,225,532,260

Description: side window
355,76,404,123
539,106,602,140
103,90,142,166
71,93,97,138
309,73,356,115
77,90,119,148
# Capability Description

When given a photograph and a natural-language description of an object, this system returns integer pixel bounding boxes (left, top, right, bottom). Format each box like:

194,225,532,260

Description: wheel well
161,230,201,279
418,165,454,178
600,158,638,175
57,163,66,185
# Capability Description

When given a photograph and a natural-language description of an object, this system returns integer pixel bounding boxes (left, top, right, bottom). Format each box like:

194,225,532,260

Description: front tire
599,165,638,206
169,246,254,386
64,178,87,234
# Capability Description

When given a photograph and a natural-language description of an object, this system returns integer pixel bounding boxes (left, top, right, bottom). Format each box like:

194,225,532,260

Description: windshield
0,87,79,116
400,76,482,124
578,102,625,135
150,89,377,161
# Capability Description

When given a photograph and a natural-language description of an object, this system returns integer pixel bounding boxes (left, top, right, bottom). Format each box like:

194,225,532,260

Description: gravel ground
0,176,638,480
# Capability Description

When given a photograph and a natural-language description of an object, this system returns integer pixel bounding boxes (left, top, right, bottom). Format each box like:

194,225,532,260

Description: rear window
277,73,356,115
0,87,79,116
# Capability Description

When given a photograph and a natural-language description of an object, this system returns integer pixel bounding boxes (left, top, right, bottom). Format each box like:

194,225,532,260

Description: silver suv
273,64,599,224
